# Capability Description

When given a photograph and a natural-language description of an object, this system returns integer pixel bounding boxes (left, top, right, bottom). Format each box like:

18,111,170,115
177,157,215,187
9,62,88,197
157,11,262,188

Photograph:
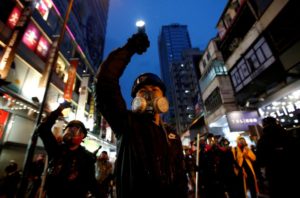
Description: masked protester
95,32,188,198
37,105,101,198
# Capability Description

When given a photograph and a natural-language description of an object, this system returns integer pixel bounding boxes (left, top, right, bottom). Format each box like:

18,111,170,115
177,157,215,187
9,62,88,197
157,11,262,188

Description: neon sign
22,23,40,50
7,7,22,29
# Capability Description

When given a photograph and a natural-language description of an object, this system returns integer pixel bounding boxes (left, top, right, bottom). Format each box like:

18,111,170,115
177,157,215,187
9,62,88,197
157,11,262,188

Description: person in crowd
232,136,258,198
95,32,188,198
218,137,240,198
37,104,101,198
256,116,298,198
96,151,114,198
27,153,46,198
184,141,196,195
0,160,22,198
197,133,227,198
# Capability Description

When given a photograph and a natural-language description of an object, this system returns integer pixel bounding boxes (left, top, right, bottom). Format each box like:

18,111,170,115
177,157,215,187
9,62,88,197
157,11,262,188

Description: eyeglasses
64,126,83,136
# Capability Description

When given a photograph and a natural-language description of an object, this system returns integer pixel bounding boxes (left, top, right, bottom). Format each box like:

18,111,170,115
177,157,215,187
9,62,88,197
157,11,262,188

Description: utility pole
17,0,74,196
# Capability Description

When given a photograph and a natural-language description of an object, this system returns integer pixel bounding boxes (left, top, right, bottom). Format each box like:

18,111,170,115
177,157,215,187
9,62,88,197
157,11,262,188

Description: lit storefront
258,80,300,129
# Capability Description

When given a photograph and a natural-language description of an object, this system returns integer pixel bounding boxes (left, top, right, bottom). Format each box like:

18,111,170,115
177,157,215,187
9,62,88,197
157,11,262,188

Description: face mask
131,91,169,114
62,127,83,146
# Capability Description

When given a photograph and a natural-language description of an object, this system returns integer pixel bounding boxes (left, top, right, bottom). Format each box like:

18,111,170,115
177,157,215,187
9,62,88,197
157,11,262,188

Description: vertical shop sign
6,6,22,29
38,36,59,88
63,59,78,101
75,74,89,120
0,110,9,141
0,3,33,79
22,22,41,50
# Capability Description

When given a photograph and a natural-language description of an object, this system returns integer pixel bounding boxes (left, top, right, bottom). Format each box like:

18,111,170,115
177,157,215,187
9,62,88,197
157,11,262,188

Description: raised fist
126,32,150,55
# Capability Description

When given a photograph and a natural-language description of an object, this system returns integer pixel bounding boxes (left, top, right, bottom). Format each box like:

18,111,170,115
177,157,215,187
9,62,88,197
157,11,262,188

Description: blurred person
96,151,114,198
37,104,101,198
0,160,22,198
232,136,258,198
27,153,46,198
198,134,227,198
184,142,196,195
256,116,298,198
95,32,188,198
218,137,239,198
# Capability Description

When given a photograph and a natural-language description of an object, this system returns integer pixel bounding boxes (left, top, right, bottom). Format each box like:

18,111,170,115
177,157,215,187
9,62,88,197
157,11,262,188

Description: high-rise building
171,48,203,133
158,24,200,133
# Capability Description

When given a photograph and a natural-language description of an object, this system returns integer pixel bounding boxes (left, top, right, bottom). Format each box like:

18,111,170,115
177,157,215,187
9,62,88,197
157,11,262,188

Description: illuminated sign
7,6,22,29
0,110,9,140
259,90,300,127
0,6,33,79
35,0,52,20
227,111,260,132
269,101,300,118
22,23,40,50
64,59,78,101
36,36,50,59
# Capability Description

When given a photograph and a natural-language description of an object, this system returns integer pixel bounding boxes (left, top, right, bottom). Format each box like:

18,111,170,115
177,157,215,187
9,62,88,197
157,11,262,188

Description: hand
126,32,150,55
243,147,249,157
58,101,71,111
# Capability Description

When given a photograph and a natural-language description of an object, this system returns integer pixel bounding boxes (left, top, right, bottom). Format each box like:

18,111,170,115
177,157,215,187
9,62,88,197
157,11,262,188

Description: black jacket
95,46,188,198
38,110,101,198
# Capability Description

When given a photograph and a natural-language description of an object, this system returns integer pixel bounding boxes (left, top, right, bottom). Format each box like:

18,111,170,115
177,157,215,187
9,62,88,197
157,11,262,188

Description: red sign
0,5,33,79
7,6,22,29
0,110,9,141
64,59,78,101
36,36,50,59
22,22,41,51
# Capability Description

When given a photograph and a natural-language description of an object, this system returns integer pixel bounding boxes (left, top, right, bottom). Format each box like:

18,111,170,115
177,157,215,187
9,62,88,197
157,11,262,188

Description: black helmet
131,73,166,97
65,120,87,137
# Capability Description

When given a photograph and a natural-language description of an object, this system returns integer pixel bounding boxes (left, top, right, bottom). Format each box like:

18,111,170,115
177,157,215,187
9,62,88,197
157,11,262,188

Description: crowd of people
184,117,300,198
0,31,299,198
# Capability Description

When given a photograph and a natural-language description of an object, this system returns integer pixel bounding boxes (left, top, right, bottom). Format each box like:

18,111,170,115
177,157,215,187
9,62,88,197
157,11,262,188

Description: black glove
126,32,150,55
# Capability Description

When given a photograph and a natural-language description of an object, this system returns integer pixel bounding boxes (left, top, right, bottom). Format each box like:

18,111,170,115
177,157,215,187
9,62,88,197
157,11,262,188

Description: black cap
65,120,87,137
131,73,166,97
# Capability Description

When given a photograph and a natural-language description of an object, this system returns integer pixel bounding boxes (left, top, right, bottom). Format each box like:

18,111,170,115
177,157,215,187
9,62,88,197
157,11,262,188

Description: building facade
171,48,202,133
198,38,239,143
0,0,114,177
215,0,300,138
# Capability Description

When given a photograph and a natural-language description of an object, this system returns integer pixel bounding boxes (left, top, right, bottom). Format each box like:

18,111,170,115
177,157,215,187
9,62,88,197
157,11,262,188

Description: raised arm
38,106,64,158
94,33,149,135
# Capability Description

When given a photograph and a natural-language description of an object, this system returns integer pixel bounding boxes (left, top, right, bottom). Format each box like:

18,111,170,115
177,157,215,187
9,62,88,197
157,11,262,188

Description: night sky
103,0,227,107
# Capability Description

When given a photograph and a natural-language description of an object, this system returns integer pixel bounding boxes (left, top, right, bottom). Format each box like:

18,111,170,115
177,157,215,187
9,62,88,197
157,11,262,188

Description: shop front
258,80,300,129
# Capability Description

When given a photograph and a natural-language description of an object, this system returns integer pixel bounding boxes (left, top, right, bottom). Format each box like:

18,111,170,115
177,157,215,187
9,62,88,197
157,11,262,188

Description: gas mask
131,91,169,114
62,127,83,146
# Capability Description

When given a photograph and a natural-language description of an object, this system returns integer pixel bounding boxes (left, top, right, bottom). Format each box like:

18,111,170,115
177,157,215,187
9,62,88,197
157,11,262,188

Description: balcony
199,60,227,93
217,1,257,61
